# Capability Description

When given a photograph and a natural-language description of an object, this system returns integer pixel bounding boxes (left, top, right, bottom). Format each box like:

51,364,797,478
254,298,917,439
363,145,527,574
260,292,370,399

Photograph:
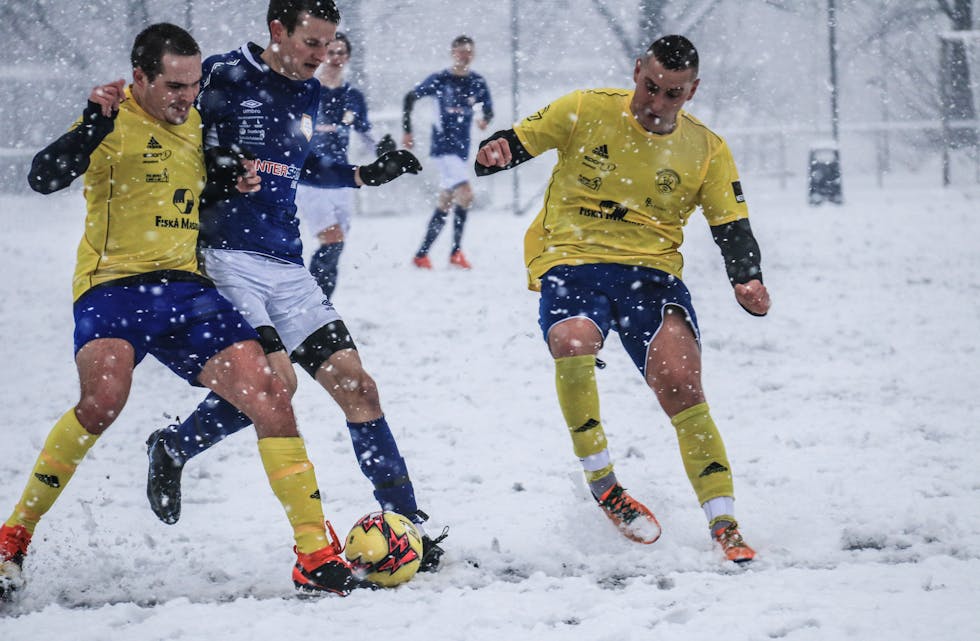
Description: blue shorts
73,274,259,383
538,264,700,375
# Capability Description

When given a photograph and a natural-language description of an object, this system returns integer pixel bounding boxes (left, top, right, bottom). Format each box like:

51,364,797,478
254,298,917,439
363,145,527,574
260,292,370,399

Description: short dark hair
451,35,474,48
645,35,699,76
267,0,341,34
333,32,352,56
131,23,200,81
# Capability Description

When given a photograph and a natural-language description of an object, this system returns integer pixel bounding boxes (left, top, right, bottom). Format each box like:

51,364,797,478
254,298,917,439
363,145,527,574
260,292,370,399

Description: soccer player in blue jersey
475,36,770,563
403,35,493,270
143,0,447,583
295,32,394,299
1,23,356,600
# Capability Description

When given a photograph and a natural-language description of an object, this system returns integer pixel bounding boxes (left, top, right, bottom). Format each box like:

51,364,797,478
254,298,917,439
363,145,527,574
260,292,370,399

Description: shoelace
294,520,348,567
714,523,748,549
601,487,640,523
324,520,344,555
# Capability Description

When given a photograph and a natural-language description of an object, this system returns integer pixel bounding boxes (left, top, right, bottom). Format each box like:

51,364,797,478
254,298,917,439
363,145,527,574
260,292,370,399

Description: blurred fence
2,0,974,202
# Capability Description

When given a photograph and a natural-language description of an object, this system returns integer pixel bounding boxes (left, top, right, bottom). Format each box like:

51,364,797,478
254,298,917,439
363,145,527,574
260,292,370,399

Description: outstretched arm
356,149,422,186
710,218,771,316
474,129,534,176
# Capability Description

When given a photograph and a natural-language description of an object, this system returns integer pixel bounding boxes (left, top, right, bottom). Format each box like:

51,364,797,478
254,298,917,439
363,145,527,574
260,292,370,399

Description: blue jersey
408,70,493,159
197,43,358,264
311,83,371,165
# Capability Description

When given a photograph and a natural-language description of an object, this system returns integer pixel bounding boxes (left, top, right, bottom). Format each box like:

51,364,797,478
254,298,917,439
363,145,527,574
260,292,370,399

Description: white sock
702,496,735,524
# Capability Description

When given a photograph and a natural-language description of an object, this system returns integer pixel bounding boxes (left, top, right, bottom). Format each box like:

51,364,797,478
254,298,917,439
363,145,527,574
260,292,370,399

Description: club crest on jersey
301,114,313,141
656,168,681,194
172,188,195,215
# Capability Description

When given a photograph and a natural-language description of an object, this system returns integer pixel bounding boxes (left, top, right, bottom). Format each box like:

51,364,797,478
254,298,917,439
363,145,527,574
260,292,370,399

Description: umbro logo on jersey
591,144,609,158
699,461,730,478
34,473,61,488
240,99,263,109
146,136,163,149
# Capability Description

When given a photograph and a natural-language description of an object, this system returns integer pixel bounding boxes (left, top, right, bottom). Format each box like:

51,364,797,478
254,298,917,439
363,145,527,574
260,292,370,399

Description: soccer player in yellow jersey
475,35,771,563
0,23,355,601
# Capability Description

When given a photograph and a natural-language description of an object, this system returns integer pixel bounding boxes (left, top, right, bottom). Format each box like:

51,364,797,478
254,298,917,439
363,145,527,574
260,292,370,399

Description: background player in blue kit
143,0,447,581
403,35,493,270
295,32,395,299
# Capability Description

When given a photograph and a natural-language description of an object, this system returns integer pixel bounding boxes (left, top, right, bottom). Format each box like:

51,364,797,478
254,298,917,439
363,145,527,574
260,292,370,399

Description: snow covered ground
1,174,978,640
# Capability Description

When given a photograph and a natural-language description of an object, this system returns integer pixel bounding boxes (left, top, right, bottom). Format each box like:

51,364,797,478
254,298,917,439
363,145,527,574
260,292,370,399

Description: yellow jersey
72,86,206,300
515,88,748,290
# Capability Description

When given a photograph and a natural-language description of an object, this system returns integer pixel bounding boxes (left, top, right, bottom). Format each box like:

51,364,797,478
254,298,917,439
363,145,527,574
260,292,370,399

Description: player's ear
133,67,148,90
633,59,642,83
269,19,285,46
687,77,700,101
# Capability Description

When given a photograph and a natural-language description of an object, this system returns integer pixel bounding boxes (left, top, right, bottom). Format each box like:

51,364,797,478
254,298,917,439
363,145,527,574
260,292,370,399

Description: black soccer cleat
404,510,448,573
146,428,184,524
419,528,449,573
293,546,356,596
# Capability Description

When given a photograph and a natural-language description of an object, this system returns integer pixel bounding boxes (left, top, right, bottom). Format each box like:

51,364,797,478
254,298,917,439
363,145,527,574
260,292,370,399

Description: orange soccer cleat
292,521,356,596
449,250,472,269
711,519,756,564
413,255,433,269
0,523,31,601
596,484,662,544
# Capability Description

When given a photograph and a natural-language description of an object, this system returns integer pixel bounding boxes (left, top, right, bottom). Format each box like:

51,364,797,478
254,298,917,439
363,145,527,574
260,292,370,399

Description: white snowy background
2,0,980,639
2,174,978,639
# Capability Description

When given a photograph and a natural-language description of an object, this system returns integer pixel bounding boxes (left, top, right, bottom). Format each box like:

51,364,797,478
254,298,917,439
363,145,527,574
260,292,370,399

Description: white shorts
434,155,471,191
199,248,342,354
295,185,355,235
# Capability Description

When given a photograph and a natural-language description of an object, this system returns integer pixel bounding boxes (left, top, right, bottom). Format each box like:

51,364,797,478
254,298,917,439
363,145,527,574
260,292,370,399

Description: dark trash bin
808,145,843,205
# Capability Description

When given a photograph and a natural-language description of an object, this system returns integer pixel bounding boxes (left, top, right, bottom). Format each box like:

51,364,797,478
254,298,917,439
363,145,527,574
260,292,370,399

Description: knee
455,185,474,208
327,365,381,410
249,377,297,427
75,388,128,433
317,225,344,245
548,319,602,358
340,371,379,402
436,191,453,211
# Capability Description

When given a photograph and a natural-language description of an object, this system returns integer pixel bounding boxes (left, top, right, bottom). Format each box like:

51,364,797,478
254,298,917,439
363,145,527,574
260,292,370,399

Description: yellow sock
671,402,735,505
5,409,99,534
257,437,328,554
555,355,613,482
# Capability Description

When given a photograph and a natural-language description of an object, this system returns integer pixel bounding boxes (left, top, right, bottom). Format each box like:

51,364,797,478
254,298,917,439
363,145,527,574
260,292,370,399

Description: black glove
375,133,397,156
359,149,422,186
205,146,256,187
201,146,257,205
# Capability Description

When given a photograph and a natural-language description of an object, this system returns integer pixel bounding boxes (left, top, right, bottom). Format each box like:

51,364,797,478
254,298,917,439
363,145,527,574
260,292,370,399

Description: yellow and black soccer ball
345,511,423,587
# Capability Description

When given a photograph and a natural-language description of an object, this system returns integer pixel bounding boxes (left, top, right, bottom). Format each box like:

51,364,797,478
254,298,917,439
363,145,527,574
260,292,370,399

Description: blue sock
451,205,468,253
347,416,418,516
164,392,253,463
309,241,344,299
416,208,448,257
